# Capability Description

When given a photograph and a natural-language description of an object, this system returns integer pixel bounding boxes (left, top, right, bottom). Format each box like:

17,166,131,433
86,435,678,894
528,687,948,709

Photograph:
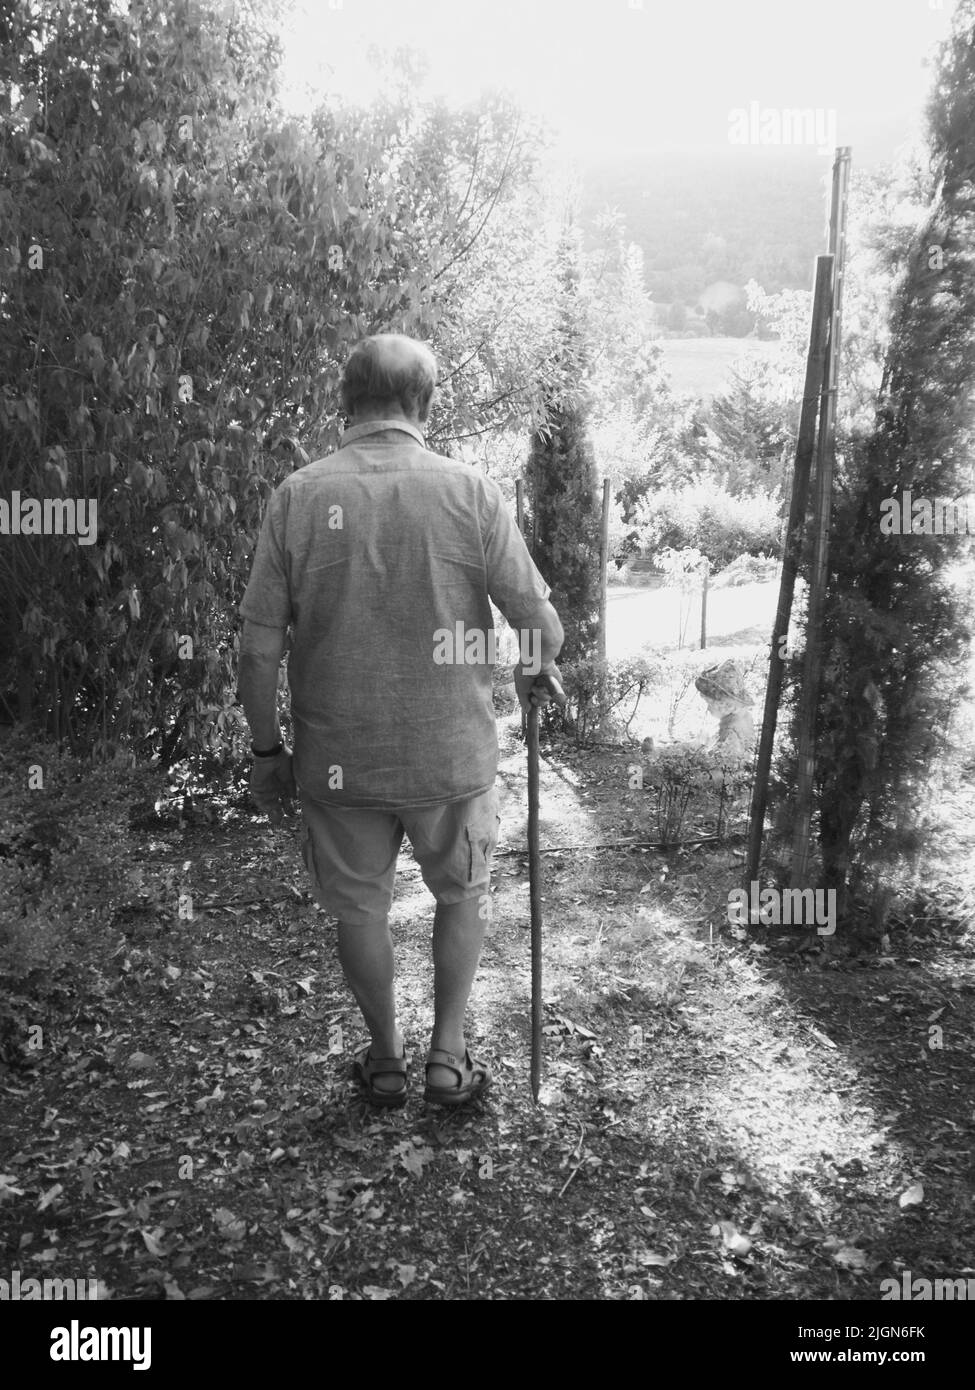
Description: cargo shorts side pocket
464,795,500,885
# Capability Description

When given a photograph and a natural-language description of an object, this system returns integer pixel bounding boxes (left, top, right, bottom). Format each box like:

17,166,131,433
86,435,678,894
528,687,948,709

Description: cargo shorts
299,787,500,927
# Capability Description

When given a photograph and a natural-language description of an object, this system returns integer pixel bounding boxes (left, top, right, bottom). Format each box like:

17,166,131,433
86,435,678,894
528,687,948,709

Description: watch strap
251,739,284,758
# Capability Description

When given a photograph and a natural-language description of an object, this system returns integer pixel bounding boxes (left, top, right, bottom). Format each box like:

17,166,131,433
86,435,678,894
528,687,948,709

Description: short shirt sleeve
482,480,550,628
239,486,292,628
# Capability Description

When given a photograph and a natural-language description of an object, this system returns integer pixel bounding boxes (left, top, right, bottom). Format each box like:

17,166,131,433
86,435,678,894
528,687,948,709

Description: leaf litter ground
2,718,974,1301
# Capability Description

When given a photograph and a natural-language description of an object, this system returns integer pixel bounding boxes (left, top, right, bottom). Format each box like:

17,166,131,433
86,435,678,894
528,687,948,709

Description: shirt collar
339,418,426,449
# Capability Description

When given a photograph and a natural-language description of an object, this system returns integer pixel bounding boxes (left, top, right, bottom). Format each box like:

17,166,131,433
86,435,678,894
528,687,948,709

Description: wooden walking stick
527,672,566,1103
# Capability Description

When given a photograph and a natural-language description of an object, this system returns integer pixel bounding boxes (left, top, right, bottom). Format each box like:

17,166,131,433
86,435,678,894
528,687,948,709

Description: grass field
601,578,776,747
607,578,776,658
655,336,784,399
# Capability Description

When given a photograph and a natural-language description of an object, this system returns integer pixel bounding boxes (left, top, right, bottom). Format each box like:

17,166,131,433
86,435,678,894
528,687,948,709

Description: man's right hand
514,663,566,713
249,746,297,826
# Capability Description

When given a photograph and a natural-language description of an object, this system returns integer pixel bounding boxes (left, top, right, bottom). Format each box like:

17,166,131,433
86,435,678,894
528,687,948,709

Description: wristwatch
251,739,284,758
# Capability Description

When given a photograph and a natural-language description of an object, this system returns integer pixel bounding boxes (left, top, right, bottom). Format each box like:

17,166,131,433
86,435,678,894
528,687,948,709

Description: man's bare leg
337,920,404,1093
428,897,487,1090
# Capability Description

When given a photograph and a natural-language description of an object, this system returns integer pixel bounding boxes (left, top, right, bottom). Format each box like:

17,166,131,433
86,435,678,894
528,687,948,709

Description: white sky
278,0,960,160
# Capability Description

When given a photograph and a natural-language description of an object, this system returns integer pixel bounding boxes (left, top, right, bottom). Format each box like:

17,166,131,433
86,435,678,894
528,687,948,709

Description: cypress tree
526,230,602,665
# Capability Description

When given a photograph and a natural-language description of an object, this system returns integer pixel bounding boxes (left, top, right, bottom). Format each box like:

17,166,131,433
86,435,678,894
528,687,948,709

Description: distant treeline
581,149,829,332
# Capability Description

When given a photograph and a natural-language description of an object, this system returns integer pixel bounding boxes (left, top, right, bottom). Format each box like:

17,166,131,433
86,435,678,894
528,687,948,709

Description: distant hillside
581,149,833,328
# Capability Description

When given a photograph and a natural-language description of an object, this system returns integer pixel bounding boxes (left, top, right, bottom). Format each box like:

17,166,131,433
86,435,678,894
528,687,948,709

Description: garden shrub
0,731,166,1050
712,553,781,586
559,655,667,746
640,743,753,845
634,480,781,570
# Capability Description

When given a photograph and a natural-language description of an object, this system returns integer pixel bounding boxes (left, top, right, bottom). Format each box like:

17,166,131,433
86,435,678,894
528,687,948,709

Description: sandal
352,1042,409,1108
423,1048,491,1106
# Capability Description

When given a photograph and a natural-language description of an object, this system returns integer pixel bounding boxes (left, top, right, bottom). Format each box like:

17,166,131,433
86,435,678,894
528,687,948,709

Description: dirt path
1,723,973,1301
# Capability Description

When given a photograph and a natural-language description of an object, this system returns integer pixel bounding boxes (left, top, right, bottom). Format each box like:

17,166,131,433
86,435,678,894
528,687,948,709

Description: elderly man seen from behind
237,333,563,1108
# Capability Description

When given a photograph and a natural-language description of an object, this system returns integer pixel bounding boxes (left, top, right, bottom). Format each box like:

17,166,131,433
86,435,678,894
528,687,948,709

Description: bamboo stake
744,254,834,889
792,149,851,888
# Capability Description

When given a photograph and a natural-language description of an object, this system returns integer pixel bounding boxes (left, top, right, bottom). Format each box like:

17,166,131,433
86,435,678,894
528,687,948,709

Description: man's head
340,333,438,426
